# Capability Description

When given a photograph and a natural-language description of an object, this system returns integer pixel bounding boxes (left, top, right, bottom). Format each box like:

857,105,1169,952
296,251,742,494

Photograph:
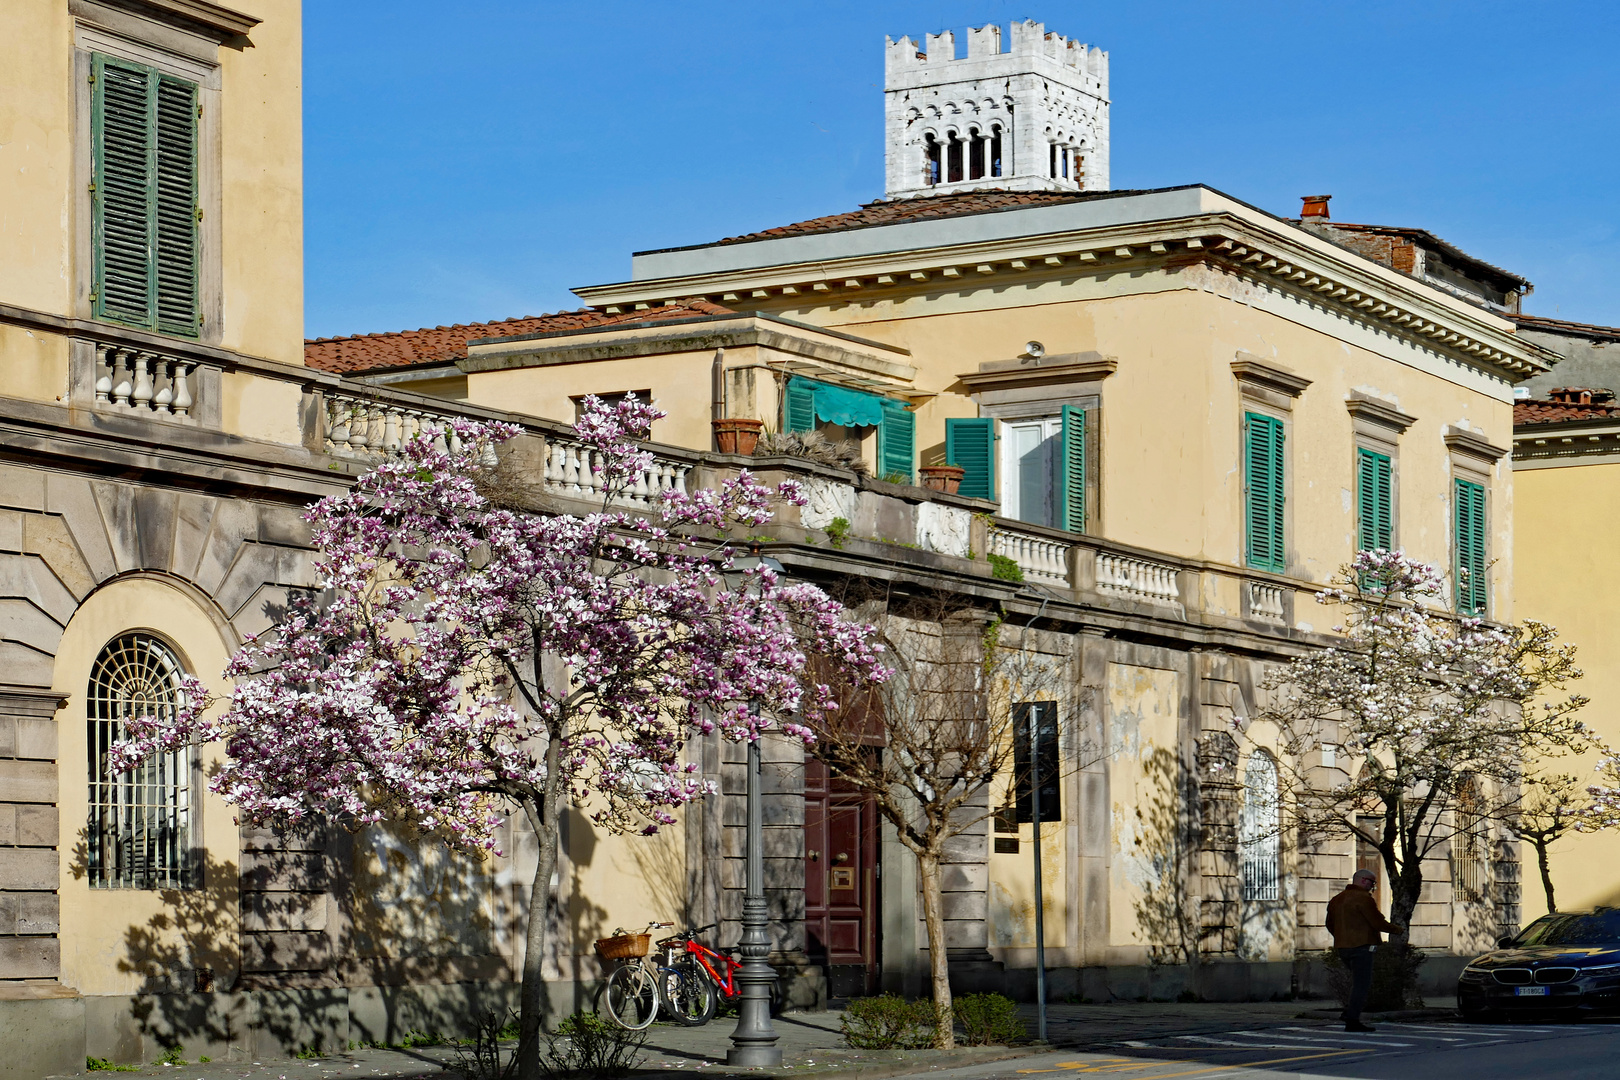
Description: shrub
825,516,852,548
451,1010,523,1080
539,1011,646,1078
85,1059,139,1073
840,993,937,1049
754,431,869,475
988,552,1024,583
952,993,1025,1045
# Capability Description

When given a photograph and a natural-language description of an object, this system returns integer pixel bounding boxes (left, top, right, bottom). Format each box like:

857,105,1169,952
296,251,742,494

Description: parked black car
1458,908,1620,1019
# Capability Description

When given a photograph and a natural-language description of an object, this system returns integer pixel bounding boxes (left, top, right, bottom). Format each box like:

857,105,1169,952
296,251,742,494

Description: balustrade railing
542,440,691,509
94,343,196,417
1096,551,1181,604
989,525,1072,585
1247,581,1287,622
324,394,497,462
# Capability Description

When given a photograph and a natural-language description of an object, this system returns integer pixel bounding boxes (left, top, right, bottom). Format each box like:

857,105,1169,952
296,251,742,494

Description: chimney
1300,194,1332,219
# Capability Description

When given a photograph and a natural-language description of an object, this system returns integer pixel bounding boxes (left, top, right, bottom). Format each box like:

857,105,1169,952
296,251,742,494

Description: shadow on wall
1128,746,1201,969
562,809,610,1019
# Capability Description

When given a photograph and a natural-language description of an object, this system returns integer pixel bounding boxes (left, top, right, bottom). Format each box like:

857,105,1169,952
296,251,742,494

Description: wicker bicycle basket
594,933,650,961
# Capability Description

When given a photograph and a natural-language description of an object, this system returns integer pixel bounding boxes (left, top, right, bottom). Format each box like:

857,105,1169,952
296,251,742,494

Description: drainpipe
711,348,726,450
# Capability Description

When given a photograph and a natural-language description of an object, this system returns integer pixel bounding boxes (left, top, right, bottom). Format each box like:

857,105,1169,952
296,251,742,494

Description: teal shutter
1357,448,1393,551
784,377,816,434
1057,405,1087,532
1454,479,1487,615
877,401,915,483
91,54,199,337
1244,412,1286,572
945,417,997,500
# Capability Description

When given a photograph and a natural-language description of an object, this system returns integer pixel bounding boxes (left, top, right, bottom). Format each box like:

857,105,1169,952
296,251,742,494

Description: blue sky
304,1,1620,339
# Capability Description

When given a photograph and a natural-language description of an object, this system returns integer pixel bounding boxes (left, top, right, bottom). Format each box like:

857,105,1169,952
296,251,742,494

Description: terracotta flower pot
712,417,764,456
920,464,966,494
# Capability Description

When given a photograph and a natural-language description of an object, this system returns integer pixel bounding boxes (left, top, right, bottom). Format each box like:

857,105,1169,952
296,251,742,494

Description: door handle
808,849,820,861
834,852,849,864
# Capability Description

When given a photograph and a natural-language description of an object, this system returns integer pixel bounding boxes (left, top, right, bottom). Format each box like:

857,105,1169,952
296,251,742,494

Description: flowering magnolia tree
1252,550,1589,957
113,396,885,1079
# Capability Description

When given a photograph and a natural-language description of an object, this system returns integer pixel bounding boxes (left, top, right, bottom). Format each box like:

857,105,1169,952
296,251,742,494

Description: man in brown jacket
1325,869,1404,1031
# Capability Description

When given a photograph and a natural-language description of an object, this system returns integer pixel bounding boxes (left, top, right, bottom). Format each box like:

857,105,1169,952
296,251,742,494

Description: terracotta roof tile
1515,387,1620,425
305,299,737,375
1307,221,1530,290
711,189,1149,246
1512,313,1620,342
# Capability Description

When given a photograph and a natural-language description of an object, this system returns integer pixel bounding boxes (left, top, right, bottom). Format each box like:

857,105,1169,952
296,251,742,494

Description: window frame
74,23,222,343
1453,476,1489,616
86,630,199,891
1243,409,1288,574
1239,749,1281,902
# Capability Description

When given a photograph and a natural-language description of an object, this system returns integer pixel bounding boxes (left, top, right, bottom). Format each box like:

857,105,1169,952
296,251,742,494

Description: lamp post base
727,1047,785,1068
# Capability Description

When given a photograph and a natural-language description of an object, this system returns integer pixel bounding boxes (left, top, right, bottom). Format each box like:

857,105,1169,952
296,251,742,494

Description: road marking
1019,1050,1374,1078
1174,1036,1342,1050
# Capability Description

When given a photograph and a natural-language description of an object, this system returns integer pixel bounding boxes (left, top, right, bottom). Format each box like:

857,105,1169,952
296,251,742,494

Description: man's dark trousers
1338,945,1375,1023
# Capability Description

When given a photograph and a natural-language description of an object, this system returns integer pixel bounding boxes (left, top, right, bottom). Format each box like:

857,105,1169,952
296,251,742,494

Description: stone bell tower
883,20,1110,200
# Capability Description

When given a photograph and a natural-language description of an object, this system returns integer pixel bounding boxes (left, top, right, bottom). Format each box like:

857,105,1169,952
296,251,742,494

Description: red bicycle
655,923,742,1026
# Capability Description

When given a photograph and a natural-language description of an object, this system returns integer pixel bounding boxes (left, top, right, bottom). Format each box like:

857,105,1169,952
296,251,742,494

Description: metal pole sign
1030,704,1047,1044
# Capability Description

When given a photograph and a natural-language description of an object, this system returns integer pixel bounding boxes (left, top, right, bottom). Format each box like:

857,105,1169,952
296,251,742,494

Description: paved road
932,1019,1620,1080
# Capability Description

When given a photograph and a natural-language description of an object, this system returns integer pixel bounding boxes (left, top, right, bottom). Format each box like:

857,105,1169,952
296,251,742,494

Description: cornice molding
1443,426,1510,464
1231,355,1311,398
956,353,1118,392
572,213,1551,385
101,0,259,38
1513,419,1620,464
1345,392,1418,434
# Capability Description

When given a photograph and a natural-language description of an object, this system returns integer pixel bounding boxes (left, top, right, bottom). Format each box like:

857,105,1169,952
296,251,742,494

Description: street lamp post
727,549,784,1068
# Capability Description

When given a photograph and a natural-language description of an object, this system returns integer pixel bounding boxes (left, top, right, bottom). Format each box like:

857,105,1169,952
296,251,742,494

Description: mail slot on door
830,868,855,889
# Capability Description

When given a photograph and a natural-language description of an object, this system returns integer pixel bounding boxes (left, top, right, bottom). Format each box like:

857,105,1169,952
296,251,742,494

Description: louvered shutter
1057,404,1086,533
1357,448,1393,551
945,417,997,500
877,401,915,483
1244,413,1285,572
91,54,199,337
1455,479,1487,615
784,377,816,434
153,74,199,335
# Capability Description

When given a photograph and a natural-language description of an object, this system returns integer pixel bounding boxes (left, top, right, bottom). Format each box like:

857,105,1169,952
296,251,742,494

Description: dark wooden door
804,758,880,997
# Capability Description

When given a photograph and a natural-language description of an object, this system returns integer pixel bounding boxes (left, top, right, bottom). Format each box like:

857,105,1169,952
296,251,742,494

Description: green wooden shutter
91,54,199,337
784,377,816,434
1357,448,1393,552
153,74,199,335
877,401,915,483
1455,479,1487,615
1057,404,1087,532
945,417,997,500
1244,412,1285,572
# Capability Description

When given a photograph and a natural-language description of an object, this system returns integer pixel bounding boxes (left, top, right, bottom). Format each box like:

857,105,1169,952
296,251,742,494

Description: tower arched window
946,132,964,183
968,127,985,180
924,134,941,187
1240,750,1280,901
87,632,193,889
989,125,1003,178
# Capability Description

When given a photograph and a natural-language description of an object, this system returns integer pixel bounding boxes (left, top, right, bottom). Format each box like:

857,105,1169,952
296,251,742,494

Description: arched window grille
1453,776,1486,902
87,632,192,889
1240,750,1280,901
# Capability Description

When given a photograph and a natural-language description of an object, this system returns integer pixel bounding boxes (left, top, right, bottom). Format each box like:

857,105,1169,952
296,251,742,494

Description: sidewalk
51,999,1461,1079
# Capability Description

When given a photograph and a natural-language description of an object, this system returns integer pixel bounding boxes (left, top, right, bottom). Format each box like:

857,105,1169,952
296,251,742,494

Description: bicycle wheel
661,961,717,1026
603,963,659,1030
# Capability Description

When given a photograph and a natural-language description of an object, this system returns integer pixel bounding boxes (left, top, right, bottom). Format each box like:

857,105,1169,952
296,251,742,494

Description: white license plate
1515,986,1549,996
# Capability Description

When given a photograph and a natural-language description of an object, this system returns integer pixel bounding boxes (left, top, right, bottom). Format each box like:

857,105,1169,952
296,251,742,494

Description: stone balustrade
1248,580,1287,622
1096,551,1182,604
93,342,197,417
543,440,691,509
990,524,1072,585
324,394,495,463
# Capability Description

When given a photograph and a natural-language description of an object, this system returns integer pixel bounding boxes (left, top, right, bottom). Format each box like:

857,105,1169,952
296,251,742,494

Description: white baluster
327,398,350,450
153,359,174,413
94,344,114,403
673,464,690,496
562,445,581,493
132,352,154,410
171,362,193,417
112,348,134,406
382,407,402,455
349,404,370,450
632,462,651,505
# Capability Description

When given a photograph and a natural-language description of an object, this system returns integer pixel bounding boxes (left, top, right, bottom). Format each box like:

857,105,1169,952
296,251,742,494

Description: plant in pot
919,464,965,494
712,417,764,455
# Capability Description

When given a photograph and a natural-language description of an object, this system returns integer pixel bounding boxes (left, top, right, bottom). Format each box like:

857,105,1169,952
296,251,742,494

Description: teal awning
791,377,888,428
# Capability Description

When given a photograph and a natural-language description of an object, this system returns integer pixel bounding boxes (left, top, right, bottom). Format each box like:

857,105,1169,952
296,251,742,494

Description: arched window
87,632,192,889
1240,750,1279,901
946,132,964,183
1453,776,1486,902
924,134,941,187
989,125,1003,178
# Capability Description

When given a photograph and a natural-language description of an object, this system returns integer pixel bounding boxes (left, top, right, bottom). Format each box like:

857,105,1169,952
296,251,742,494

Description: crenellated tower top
883,20,1110,200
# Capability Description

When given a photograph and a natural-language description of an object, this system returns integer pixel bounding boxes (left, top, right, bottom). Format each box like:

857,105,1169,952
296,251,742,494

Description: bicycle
597,921,713,1030
654,923,745,1026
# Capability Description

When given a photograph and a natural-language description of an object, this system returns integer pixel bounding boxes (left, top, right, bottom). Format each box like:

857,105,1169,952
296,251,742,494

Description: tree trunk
1384,846,1420,949
917,850,954,1050
1535,839,1557,914
517,749,565,1080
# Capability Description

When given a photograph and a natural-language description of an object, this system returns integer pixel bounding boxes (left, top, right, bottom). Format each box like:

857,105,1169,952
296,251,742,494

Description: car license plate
1515,986,1549,996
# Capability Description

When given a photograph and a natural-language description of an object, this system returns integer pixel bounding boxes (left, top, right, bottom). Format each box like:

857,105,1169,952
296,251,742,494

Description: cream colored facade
1513,429,1620,920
